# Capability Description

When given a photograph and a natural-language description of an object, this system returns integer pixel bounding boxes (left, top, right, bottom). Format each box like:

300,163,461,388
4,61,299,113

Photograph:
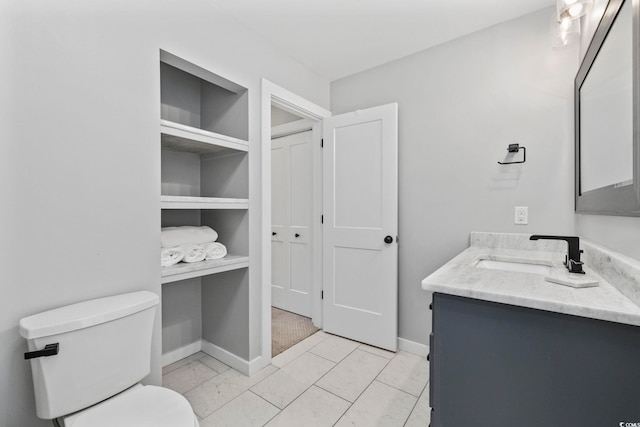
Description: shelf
161,120,249,155
161,195,249,210
161,255,249,284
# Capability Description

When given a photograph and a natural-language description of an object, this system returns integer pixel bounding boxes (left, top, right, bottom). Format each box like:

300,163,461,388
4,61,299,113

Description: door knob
272,232,277,236
384,235,393,244
295,233,300,238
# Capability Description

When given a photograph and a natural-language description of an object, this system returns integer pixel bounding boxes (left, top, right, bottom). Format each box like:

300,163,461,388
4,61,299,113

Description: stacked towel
161,226,228,267
161,226,219,248
161,247,185,267
204,242,228,260
180,243,206,263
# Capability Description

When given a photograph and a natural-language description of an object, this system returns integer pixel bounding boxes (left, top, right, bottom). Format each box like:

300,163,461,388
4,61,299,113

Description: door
271,130,313,317
322,103,398,351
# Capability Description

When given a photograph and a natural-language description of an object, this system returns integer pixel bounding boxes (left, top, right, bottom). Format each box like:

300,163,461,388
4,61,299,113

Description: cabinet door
432,292,640,427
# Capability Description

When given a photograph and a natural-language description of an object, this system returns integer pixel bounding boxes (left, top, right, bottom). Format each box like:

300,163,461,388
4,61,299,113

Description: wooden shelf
161,120,249,155
161,255,249,284
161,195,249,210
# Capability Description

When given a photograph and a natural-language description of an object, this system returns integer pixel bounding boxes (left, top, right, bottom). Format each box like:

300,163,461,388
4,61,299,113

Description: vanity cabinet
159,50,252,366
430,292,640,427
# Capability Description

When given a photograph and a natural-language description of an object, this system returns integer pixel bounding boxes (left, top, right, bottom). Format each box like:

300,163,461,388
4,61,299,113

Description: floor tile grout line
271,332,330,368
162,359,222,396
313,382,357,406
172,334,428,426
161,351,207,375
194,367,282,421
250,341,355,421
263,382,352,427
198,388,262,423
306,335,369,366
357,346,396,360
402,381,429,427
373,352,430,398
200,388,282,425
307,343,365,398
374,375,425,398
313,352,394,419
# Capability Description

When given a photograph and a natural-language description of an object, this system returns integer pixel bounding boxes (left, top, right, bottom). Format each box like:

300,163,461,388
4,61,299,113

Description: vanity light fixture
551,14,581,48
551,0,590,48
557,0,593,20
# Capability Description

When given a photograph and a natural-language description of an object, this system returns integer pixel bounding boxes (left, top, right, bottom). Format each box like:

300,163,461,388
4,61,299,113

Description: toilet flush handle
24,343,59,360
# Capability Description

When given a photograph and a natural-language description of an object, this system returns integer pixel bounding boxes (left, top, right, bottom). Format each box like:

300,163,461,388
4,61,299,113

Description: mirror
575,0,640,215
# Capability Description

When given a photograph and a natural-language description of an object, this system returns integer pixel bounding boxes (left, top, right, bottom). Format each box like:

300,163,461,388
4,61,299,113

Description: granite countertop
421,232,640,327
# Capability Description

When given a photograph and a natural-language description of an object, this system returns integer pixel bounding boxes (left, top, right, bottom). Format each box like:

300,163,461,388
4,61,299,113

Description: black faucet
529,235,585,274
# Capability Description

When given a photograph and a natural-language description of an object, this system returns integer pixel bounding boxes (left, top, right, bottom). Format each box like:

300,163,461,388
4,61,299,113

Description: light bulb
569,3,584,17
551,12,580,48
557,0,592,20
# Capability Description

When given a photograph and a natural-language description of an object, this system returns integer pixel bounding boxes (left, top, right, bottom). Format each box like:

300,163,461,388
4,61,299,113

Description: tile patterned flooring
162,331,431,426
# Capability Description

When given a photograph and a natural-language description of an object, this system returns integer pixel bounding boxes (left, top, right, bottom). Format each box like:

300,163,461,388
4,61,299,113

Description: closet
271,129,313,318
159,51,251,369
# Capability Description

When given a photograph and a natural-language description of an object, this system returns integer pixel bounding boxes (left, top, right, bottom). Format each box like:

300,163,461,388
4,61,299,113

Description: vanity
422,232,640,427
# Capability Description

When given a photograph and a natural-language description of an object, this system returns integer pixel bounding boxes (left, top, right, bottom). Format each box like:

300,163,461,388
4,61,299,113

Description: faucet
529,235,585,274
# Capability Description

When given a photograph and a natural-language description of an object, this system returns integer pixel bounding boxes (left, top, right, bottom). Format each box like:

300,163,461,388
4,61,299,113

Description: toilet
19,291,199,427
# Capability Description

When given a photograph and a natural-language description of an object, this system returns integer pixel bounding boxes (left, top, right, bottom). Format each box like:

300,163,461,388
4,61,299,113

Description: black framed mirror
575,0,640,215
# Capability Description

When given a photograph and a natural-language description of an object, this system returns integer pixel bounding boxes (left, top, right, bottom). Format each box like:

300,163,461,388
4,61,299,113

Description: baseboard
162,338,428,372
162,340,202,367
398,337,429,357
201,340,264,376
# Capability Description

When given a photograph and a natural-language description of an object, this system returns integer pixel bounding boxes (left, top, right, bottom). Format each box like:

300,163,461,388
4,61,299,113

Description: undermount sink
475,258,552,275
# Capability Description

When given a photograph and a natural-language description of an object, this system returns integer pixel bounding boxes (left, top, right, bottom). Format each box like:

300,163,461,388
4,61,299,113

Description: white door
271,131,313,317
322,103,398,351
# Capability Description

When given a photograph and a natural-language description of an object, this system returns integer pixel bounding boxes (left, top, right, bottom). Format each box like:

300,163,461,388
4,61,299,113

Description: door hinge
321,215,324,224
321,138,324,148
321,291,324,299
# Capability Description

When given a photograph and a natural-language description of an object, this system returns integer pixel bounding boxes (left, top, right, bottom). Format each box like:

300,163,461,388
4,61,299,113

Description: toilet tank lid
19,291,159,340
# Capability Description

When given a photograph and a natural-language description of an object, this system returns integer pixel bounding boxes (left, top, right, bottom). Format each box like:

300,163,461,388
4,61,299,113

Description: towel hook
498,143,526,165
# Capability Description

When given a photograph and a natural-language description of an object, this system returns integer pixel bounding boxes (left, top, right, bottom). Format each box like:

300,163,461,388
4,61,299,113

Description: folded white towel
161,226,218,248
180,243,206,263
161,247,185,267
204,242,227,260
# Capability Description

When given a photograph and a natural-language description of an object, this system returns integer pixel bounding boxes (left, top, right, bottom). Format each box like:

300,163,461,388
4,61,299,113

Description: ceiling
210,0,556,81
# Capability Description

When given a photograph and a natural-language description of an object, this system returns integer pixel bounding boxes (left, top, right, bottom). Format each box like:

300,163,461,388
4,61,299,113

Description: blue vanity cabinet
429,292,640,427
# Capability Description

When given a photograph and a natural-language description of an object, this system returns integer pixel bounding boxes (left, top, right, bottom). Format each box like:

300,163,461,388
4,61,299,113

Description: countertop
421,232,640,327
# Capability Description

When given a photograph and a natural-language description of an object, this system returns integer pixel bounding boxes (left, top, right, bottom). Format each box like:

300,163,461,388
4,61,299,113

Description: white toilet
19,291,199,427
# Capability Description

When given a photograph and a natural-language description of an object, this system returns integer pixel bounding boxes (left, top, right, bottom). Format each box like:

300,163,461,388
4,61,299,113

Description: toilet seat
62,385,198,427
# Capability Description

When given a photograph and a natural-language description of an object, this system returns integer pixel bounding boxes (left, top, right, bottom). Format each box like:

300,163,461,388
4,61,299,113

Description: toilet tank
19,291,159,420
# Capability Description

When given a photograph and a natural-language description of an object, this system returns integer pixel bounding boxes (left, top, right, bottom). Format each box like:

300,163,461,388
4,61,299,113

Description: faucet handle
568,259,585,274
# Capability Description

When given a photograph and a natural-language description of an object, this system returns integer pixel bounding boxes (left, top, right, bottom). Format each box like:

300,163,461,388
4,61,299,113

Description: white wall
330,7,578,345
575,0,640,261
0,1,328,425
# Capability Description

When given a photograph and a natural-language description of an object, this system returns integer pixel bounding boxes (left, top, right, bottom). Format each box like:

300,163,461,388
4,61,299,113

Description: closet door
271,131,313,317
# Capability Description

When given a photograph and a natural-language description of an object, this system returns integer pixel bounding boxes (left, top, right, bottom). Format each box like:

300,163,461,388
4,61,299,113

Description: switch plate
515,206,528,225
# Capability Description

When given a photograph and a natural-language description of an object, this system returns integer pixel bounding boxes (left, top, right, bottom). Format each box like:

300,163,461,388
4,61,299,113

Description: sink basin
475,259,552,275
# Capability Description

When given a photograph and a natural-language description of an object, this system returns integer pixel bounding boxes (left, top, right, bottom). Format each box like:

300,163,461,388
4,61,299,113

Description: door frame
260,79,330,367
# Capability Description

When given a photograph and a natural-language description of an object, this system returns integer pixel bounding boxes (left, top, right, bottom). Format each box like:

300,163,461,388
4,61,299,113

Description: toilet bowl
19,291,198,426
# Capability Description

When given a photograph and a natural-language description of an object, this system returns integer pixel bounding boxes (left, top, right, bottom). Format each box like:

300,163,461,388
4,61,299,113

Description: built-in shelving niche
160,209,249,284
160,50,248,141
159,50,252,368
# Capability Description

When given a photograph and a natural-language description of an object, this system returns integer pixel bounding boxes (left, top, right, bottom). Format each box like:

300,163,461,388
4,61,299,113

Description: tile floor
162,330,431,426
